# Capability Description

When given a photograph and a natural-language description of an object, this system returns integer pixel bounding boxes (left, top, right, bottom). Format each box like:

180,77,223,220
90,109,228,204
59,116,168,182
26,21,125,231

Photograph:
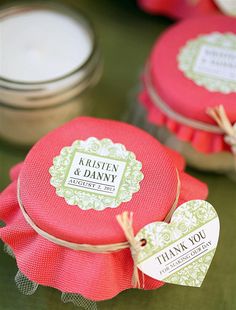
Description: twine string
17,170,181,289
187,0,199,5
207,105,236,167
144,67,223,134
116,212,141,288
163,169,181,223
17,179,129,253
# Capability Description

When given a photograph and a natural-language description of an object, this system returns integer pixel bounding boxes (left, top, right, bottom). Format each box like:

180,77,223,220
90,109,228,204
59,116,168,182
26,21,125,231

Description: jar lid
0,117,208,300
19,117,187,244
141,15,236,153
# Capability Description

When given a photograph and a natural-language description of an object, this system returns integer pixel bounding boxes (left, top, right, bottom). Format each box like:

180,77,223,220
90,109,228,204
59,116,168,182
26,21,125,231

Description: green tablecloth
0,1,235,309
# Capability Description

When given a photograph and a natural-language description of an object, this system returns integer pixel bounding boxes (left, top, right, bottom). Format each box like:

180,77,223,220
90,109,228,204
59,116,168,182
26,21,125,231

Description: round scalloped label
178,32,236,94
49,137,144,211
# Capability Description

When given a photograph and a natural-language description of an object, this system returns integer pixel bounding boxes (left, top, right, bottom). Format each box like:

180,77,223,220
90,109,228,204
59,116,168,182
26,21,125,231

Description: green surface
0,1,235,309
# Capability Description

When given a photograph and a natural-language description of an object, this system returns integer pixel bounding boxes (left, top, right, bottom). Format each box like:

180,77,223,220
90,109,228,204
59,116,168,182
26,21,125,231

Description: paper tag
136,200,220,287
214,0,236,16
178,32,236,93
49,137,144,211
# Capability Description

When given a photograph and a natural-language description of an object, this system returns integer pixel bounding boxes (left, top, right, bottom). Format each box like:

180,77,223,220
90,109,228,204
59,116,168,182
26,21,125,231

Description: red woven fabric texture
140,15,236,154
0,117,208,301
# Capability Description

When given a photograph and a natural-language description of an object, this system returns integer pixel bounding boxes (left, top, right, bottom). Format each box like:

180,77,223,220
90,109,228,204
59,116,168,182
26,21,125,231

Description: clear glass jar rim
0,1,98,86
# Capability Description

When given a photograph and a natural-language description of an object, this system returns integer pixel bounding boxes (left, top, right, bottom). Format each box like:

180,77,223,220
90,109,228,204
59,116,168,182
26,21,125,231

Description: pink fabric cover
0,117,208,301
138,0,219,19
140,15,236,153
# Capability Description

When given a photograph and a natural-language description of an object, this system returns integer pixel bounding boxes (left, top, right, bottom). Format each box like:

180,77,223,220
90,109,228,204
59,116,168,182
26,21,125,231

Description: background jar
127,15,236,175
0,3,102,145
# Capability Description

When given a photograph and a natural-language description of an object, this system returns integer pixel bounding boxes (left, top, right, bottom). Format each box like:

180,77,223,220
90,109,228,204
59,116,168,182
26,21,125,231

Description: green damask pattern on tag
163,249,215,287
178,32,236,93
135,200,219,287
136,200,217,263
49,137,144,211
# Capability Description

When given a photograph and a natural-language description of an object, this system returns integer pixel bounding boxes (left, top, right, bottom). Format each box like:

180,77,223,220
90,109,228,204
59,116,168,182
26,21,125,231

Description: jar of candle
135,15,236,173
0,3,102,145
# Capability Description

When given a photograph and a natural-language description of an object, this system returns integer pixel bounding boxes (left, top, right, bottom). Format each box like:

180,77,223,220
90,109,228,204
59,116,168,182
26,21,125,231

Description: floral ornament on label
178,32,236,94
49,137,144,211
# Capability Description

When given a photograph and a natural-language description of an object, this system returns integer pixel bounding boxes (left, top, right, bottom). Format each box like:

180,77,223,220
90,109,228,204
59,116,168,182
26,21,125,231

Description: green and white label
178,32,236,93
136,200,220,287
49,137,144,211
214,0,236,17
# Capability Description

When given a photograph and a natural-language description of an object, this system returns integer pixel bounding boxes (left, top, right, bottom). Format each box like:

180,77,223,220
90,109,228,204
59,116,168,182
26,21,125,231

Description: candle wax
0,10,92,82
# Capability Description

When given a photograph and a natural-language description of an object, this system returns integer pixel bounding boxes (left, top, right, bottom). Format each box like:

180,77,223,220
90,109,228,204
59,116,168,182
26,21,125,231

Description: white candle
1,9,93,82
0,5,101,145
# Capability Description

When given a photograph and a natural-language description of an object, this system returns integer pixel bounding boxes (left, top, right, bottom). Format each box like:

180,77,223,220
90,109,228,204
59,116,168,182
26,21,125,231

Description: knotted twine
17,169,181,289
207,105,236,168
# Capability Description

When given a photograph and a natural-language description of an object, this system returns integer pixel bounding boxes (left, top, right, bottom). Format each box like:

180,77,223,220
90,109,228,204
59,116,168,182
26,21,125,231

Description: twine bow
207,105,236,160
116,212,142,288
116,169,181,288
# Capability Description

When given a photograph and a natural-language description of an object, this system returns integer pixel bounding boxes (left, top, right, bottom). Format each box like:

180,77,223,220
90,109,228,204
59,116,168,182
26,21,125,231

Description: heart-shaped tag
136,200,220,287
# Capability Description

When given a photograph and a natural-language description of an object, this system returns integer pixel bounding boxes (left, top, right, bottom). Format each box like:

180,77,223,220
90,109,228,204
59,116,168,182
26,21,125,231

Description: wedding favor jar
0,117,208,308
0,3,101,145
137,15,236,172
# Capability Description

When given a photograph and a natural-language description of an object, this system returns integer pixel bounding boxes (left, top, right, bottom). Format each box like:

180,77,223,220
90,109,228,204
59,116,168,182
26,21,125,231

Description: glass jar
0,3,102,145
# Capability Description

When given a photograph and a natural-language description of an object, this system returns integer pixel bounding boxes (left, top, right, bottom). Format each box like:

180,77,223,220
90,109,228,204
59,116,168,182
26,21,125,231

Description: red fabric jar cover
140,15,236,154
138,0,218,19
0,117,208,301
